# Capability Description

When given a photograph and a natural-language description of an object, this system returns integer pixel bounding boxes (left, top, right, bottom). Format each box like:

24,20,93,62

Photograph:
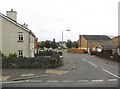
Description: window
18,32,23,41
18,50,23,57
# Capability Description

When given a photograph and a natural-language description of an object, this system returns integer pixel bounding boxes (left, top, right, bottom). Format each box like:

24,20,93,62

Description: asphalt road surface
2,53,119,87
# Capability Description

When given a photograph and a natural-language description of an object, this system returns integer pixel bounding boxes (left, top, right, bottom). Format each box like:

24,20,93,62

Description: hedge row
96,52,120,62
2,54,63,68
67,49,87,54
35,51,62,57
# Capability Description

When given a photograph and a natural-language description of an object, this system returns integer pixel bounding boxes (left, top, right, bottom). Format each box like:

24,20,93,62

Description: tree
66,40,72,48
72,41,78,48
51,39,57,49
39,41,45,49
44,40,51,48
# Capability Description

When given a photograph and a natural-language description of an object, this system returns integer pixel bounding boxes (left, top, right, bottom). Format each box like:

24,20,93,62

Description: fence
67,49,87,54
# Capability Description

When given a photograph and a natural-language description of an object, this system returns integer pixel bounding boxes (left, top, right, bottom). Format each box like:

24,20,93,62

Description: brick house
112,36,120,56
34,38,39,54
93,42,117,54
112,36,120,46
78,35,112,53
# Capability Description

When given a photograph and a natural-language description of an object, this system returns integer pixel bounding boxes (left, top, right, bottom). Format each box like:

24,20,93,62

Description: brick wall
112,37,120,46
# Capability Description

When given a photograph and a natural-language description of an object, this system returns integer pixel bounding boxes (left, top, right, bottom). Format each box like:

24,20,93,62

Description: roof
0,13,35,37
82,35,111,40
97,42,117,50
113,36,120,39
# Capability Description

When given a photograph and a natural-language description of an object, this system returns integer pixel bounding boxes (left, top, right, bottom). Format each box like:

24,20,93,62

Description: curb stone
9,63,75,81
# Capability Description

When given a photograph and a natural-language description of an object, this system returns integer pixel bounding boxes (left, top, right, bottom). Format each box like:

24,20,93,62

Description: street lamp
62,29,70,52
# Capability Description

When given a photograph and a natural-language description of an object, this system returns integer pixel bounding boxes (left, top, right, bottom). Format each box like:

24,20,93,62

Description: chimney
6,9,17,21
22,23,28,28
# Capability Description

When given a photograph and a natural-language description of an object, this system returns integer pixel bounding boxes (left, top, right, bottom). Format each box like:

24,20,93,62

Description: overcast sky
0,0,119,41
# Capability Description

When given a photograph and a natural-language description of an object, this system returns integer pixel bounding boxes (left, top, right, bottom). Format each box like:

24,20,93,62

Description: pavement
1,55,74,81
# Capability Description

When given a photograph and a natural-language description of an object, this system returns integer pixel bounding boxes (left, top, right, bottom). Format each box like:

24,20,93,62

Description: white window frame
18,50,23,57
18,32,23,41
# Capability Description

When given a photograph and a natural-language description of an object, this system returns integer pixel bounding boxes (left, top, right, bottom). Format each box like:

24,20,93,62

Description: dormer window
18,32,23,42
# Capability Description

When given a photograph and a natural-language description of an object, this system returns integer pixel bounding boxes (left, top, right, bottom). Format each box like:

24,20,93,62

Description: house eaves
82,35,111,41
0,13,30,32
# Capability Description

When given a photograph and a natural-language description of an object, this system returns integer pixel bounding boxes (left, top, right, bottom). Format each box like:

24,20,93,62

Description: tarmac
1,56,75,81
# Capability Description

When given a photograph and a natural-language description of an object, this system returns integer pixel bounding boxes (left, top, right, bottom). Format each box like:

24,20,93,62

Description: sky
0,0,119,42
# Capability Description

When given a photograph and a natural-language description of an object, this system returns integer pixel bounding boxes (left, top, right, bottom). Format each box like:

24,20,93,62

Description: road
2,53,119,87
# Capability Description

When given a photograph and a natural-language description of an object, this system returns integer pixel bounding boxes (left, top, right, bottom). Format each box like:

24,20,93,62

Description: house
57,41,67,49
112,36,120,56
94,42,118,60
112,36,120,46
78,35,112,53
0,9,36,57
93,42,117,55
34,38,39,54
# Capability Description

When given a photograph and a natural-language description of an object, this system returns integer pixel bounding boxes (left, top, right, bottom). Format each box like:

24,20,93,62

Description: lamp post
62,29,70,52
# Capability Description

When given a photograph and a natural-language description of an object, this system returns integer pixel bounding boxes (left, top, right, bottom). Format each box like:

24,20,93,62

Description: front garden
2,51,63,68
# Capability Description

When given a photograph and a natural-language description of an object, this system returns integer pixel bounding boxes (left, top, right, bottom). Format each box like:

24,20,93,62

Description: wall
112,37,120,46
2,17,30,57
78,36,87,48
34,38,38,54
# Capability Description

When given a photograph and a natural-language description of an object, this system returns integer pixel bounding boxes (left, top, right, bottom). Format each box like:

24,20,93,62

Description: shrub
8,52,17,59
1,53,7,59
2,52,63,68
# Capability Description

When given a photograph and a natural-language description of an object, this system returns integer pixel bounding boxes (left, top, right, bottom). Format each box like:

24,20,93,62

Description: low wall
96,52,120,62
2,54,63,68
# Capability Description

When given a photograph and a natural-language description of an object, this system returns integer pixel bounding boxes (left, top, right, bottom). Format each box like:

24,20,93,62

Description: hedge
96,52,120,62
2,52,63,68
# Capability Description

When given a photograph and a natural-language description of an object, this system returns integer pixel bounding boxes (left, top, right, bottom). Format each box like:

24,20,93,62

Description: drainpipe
28,31,30,57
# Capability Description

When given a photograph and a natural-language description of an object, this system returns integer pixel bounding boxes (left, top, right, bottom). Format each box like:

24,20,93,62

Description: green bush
8,52,17,59
2,52,63,68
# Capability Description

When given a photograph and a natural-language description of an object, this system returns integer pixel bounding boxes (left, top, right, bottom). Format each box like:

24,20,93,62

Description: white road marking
82,58,87,61
0,79,31,84
102,69,120,79
78,80,88,82
21,74,34,77
91,80,103,82
29,80,42,82
88,62,97,67
108,79,118,82
62,80,74,83
1,80,27,84
47,80,59,83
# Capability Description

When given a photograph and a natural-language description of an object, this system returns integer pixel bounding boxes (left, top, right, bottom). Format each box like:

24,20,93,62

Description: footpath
1,56,74,81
